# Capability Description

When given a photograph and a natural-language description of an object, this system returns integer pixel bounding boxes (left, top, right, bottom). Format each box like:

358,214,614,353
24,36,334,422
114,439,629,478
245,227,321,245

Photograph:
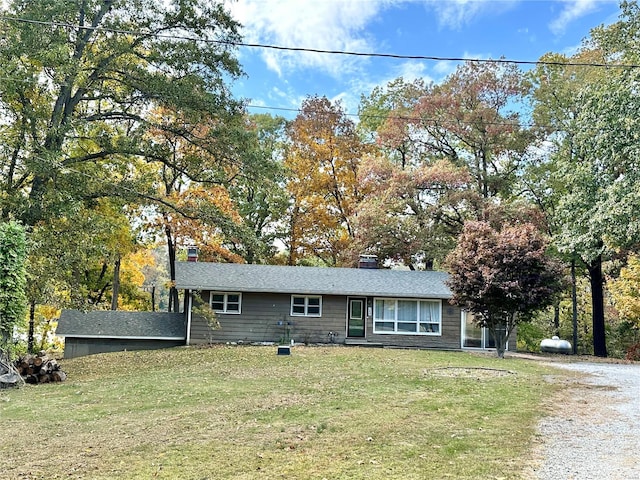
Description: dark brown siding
189,292,347,345
365,300,462,349
189,292,516,352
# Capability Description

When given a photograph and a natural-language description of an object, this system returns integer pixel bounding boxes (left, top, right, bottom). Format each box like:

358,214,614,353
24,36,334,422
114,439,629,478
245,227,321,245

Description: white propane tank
540,336,572,354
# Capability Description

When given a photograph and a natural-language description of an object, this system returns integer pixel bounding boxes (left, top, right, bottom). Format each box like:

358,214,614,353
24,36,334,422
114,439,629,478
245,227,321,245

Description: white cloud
392,61,434,84
427,0,487,28
426,0,518,29
549,0,602,35
432,60,456,79
225,0,399,79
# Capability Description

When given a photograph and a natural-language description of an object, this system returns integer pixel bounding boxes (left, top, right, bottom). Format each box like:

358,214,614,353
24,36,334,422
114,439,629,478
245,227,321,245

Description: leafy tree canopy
0,0,244,225
446,221,564,357
285,96,372,266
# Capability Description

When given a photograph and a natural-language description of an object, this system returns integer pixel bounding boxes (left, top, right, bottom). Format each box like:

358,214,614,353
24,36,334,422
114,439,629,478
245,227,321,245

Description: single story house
56,310,186,358
175,260,516,351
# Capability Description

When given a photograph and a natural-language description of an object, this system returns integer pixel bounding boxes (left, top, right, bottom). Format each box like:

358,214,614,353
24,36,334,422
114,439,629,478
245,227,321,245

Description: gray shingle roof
175,262,452,299
56,310,186,340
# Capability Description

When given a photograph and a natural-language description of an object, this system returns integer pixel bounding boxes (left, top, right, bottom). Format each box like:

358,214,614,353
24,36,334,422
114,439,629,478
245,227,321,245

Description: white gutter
56,335,185,340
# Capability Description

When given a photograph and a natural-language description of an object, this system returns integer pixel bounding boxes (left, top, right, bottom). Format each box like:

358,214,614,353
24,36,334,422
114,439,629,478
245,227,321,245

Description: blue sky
224,0,622,118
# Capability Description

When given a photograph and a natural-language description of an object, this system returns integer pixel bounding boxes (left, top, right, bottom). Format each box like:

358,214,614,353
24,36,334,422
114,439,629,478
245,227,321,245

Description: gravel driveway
529,361,640,480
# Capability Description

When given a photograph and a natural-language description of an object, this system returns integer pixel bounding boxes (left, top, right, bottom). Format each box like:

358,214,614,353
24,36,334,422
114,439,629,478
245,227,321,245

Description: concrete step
344,338,384,348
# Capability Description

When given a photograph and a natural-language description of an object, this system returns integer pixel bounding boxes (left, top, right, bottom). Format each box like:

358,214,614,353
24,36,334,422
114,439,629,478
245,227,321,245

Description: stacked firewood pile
13,352,67,384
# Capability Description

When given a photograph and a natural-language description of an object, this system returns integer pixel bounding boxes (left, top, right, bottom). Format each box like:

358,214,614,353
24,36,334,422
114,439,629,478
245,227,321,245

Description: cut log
19,354,35,370
32,355,48,367
38,374,51,383
51,370,67,382
40,360,58,374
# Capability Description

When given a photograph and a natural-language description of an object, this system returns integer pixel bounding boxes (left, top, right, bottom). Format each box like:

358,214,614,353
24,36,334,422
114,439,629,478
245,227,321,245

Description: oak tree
358,77,427,168
285,96,372,266
0,0,244,225
351,155,477,269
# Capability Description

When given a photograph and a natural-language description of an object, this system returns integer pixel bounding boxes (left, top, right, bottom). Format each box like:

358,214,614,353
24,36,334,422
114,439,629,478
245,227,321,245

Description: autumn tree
144,108,254,310
0,0,244,224
0,1,247,317
409,61,532,200
350,155,477,269
610,255,640,333
358,63,532,202
446,221,564,358
285,96,371,266
353,64,533,269
358,77,427,168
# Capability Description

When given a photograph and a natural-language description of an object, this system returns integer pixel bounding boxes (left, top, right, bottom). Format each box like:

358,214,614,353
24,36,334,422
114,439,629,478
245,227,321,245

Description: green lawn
0,346,566,479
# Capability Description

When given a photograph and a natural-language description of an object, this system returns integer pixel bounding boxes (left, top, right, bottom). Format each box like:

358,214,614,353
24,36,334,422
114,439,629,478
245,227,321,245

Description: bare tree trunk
588,254,607,357
288,204,300,266
490,320,508,359
28,301,35,353
110,256,121,311
165,223,179,313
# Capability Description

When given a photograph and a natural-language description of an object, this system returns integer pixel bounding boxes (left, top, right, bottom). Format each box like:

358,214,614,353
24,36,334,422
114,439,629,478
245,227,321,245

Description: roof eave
177,285,451,299
57,334,186,340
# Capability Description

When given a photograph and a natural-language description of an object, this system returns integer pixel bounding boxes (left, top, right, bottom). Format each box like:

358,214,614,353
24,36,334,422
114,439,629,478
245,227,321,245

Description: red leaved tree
446,221,564,357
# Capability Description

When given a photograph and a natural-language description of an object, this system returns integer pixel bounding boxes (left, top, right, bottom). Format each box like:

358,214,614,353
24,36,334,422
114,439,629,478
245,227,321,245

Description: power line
1,15,638,70
0,15,612,131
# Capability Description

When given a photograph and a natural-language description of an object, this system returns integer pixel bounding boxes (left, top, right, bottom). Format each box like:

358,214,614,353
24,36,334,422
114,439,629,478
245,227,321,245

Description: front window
374,298,441,335
291,295,322,317
210,292,241,314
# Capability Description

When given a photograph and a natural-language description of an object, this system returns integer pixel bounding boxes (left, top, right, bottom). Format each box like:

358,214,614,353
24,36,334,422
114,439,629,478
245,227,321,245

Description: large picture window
291,295,322,317
210,292,241,314
373,298,441,335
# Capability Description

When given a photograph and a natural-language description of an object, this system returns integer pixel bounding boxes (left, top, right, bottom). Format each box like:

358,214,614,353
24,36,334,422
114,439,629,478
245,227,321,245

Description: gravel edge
524,361,640,480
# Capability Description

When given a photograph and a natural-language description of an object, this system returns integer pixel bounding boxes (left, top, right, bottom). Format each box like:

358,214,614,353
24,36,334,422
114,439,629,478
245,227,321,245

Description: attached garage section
56,310,186,359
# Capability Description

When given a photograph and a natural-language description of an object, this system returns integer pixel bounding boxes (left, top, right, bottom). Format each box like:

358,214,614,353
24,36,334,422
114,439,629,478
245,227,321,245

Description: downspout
185,289,193,346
